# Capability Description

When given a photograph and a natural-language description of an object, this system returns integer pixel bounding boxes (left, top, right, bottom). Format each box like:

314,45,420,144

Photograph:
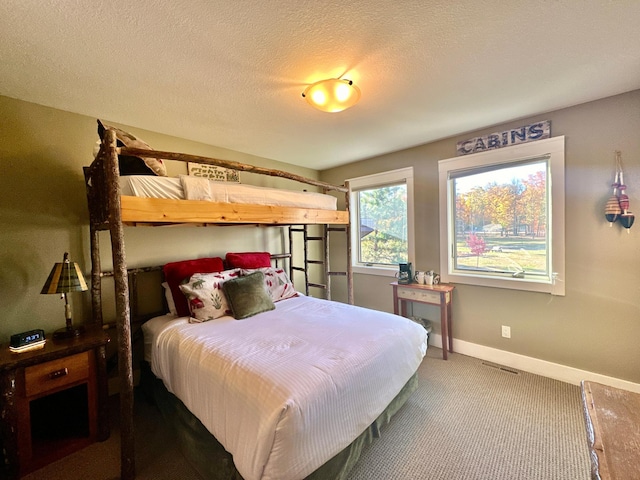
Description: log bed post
103,129,136,480
84,166,104,326
324,224,330,301
344,181,354,305
89,227,102,325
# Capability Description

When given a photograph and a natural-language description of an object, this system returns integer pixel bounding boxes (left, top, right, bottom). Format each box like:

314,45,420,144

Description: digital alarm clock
9,329,46,353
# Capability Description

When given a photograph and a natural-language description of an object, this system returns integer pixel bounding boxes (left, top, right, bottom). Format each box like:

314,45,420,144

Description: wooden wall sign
456,120,551,156
187,162,240,182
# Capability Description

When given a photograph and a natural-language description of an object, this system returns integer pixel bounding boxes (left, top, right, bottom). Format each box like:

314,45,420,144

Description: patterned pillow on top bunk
96,119,167,176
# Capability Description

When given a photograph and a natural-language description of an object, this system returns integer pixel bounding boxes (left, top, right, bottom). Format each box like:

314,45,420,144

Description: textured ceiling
2,1,640,170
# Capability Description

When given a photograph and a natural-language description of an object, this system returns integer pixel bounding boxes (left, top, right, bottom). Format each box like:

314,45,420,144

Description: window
348,167,414,276
439,136,565,295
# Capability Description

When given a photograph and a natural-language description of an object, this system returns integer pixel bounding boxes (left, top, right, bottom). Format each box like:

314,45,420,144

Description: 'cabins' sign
456,120,551,156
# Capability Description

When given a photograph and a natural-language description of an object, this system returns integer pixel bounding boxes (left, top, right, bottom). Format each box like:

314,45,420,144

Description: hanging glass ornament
620,212,635,231
605,153,622,225
605,190,621,225
615,151,633,232
618,184,630,210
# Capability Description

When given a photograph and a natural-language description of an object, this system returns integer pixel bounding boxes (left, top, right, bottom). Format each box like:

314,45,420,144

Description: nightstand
0,327,110,479
391,282,455,360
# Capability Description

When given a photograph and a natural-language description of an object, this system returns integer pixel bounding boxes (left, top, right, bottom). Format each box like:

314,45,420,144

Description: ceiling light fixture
302,78,361,113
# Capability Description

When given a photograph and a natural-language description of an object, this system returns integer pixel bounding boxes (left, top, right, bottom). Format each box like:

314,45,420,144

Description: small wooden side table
0,326,110,479
580,380,640,480
391,282,455,360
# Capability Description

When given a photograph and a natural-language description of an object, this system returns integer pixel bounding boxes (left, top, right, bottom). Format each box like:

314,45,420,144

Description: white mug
415,271,426,284
425,272,434,286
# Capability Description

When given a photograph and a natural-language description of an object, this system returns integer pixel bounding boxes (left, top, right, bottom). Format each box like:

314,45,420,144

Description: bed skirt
140,361,418,480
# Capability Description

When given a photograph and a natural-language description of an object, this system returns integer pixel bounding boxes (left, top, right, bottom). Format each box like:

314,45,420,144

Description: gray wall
321,90,640,384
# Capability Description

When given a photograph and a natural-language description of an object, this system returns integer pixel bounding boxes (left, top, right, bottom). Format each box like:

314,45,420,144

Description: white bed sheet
142,295,427,480
118,175,337,210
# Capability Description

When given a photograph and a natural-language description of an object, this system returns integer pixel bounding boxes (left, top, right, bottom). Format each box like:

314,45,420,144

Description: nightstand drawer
396,287,440,304
24,351,90,397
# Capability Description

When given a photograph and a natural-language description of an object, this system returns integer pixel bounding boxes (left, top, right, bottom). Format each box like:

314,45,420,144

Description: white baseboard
429,333,640,393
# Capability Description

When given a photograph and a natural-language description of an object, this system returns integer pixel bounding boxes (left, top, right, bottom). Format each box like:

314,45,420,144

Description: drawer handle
48,368,69,380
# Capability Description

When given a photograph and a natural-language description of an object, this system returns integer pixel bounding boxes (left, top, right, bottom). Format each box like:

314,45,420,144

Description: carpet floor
22,347,591,480
346,348,590,480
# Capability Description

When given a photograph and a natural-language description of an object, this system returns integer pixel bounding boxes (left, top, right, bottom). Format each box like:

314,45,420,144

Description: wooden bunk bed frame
84,128,353,480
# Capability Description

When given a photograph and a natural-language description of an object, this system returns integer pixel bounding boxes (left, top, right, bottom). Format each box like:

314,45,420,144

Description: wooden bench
580,381,640,479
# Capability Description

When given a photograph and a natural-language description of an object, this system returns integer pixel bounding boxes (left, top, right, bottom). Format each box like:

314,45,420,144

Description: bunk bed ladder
288,224,351,301
325,225,349,301
289,225,312,296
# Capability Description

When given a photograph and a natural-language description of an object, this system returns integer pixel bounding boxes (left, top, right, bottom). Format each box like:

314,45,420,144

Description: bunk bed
84,125,427,480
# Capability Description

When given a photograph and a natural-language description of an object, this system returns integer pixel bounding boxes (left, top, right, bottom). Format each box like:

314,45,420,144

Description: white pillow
180,175,212,201
241,267,297,302
162,282,177,316
179,269,241,322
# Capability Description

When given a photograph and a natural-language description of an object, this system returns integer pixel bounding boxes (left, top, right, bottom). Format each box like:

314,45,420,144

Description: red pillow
225,252,271,269
163,257,224,317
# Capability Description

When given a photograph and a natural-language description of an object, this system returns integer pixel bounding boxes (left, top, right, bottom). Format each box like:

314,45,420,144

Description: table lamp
41,252,88,339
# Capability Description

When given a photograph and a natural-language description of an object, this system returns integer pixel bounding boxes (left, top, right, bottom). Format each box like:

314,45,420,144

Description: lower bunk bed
141,365,418,480
140,293,428,480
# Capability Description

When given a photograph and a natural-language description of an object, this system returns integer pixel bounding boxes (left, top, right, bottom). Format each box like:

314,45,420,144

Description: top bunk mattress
119,175,338,211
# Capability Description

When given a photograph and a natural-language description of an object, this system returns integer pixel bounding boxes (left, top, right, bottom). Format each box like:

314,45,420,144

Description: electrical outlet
501,325,511,338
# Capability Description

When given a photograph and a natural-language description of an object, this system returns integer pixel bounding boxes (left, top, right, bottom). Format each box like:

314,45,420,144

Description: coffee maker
398,262,412,284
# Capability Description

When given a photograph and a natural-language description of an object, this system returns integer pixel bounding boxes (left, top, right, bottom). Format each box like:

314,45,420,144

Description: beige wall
321,90,640,384
2,91,638,384
0,95,321,338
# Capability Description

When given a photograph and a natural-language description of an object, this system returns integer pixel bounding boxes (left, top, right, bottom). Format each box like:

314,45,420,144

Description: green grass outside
456,235,547,273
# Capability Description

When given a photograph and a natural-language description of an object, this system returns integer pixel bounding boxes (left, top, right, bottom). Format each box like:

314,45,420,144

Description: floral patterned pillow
163,257,225,317
241,267,297,302
179,269,240,322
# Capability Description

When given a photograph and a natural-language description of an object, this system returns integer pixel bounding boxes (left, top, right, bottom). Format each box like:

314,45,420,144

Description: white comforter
143,295,427,480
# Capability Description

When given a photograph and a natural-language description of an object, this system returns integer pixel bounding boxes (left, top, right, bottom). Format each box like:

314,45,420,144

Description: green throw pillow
223,271,275,319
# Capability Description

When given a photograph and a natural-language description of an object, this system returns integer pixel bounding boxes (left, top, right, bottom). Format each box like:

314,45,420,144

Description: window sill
443,272,565,296
353,265,399,277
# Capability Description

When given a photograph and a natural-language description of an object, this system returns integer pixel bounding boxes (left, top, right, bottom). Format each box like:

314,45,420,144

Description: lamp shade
41,252,88,294
41,252,88,339
302,78,361,113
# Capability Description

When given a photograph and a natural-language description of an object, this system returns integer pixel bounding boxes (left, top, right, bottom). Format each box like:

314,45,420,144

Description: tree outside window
349,167,414,276
453,160,548,276
439,136,565,295
358,184,408,265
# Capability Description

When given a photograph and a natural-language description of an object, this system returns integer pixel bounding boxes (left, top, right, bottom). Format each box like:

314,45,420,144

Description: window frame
438,136,565,295
348,167,415,277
